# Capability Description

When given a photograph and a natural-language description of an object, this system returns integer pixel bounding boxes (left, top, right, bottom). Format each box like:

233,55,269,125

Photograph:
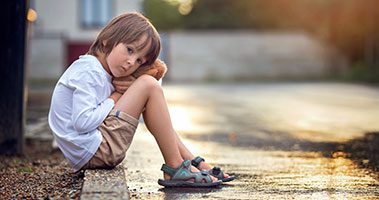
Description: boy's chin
111,71,124,77
113,73,131,78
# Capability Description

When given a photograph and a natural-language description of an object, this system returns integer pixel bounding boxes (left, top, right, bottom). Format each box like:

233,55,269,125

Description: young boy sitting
48,12,234,187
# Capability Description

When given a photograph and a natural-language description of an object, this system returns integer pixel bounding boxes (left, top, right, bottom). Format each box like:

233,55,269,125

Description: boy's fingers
114,81,133,88
112,78,135,86
115,88,125,94
113,76,136,82
112,76,136,93
112,79,123,85
112,80,127,87
115,86,127,93
114,82,134,93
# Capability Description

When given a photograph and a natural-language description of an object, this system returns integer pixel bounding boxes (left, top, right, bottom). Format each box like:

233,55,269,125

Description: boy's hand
112,76,136,93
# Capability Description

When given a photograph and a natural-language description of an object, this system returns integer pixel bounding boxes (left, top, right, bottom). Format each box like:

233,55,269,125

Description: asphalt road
124,82,379,199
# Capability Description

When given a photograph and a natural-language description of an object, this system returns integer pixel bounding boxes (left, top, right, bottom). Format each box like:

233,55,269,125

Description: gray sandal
192,156,236,182
158,160,222,187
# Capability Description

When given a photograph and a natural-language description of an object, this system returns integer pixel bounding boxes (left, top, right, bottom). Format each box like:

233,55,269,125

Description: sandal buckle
212,167,221,175
201,170,209,176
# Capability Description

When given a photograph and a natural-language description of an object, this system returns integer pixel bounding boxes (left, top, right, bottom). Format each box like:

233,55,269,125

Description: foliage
340,62,379,83
143,0,379,82
143,0,184,30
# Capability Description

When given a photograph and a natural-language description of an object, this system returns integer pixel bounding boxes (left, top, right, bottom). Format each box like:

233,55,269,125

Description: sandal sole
220,175,236,182
158,179,222,187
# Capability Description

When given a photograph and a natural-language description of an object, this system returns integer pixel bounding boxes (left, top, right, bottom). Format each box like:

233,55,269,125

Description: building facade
28,0,142,80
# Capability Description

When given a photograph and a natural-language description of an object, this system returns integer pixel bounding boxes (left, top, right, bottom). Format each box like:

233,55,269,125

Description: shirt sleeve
69,70,114,134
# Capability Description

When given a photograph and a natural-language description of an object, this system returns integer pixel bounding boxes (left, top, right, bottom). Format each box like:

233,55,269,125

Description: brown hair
88,12,161,66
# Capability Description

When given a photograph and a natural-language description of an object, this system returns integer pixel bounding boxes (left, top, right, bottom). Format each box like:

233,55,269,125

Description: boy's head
88,12,161,67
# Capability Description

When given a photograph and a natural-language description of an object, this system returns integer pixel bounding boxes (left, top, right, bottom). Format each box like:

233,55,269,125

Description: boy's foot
197,161,232,180
191,156,235,182
163,165,218,182
158,160,222,187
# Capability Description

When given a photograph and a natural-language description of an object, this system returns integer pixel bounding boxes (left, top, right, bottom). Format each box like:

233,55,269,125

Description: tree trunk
0,0,28,154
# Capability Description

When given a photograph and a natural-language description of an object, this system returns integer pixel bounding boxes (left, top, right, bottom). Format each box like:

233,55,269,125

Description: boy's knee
136,74,162,91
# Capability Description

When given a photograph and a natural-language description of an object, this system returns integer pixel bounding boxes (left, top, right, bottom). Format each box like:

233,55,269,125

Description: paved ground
121,82,379,199
26,82,379,199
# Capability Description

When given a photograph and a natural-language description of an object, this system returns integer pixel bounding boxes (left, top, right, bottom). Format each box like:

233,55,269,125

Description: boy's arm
70,71,114,134
112,76,136,94
109,91,122,103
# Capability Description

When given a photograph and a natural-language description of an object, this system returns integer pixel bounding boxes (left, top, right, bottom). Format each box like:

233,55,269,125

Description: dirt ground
0,138,83,199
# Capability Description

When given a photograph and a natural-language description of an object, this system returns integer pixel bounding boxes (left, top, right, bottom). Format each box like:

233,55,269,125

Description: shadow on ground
185,131,379,175
343,132,379,172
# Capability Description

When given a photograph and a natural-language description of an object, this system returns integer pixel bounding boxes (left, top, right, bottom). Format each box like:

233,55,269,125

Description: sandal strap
191,156,205,167
161,160,192,176
161,164,176,176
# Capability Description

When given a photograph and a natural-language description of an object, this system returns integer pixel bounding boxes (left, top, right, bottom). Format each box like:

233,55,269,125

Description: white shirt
48,55,114,172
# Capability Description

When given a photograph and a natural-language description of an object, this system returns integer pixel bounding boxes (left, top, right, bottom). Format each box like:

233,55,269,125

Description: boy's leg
114,75,217,181
114,75,183,168
174,132,231,179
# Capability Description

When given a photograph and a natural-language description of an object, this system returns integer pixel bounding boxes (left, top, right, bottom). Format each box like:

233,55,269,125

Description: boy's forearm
109,91,123,103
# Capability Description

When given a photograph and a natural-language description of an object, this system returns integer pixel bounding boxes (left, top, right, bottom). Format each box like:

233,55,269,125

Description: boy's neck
96,53,113,77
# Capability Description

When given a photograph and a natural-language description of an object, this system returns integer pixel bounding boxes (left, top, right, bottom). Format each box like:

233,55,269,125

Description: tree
0,0,28,154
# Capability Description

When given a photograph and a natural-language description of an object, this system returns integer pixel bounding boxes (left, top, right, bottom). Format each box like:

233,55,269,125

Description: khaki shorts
82,109,138,170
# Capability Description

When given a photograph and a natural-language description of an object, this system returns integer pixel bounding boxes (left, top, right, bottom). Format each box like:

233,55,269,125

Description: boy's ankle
166,159,184,169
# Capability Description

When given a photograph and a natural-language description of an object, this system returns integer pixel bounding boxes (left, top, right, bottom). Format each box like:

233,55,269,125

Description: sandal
158,160,222,187
192,156,236,182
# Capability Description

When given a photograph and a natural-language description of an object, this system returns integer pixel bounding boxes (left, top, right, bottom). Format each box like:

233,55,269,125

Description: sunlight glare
27,8,38,22
169,105,192,132
178,1,193,15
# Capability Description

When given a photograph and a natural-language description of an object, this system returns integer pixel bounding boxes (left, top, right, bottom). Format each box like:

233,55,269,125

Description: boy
49,12,233,187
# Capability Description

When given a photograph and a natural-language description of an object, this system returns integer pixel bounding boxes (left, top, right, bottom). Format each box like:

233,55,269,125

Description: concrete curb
79,129,160,199
80,164,130,200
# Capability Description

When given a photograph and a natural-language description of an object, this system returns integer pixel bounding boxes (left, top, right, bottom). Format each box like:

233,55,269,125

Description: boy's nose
127,56,137,66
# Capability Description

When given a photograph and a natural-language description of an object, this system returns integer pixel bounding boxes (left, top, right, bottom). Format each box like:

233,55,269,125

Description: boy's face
106,35,150,77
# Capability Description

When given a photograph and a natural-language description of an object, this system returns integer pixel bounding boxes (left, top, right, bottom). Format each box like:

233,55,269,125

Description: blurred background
26,0,379,143
27,0,379,84
25,0,379,168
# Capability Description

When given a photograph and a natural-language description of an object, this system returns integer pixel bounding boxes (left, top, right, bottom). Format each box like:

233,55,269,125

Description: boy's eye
127,47,133,54
137,59,143,65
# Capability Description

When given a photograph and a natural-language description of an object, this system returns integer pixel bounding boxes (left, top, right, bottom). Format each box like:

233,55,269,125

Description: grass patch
339,63,379,83
18,166,33,173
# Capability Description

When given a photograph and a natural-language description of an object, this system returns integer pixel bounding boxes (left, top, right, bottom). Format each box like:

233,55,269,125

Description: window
80,0,113,28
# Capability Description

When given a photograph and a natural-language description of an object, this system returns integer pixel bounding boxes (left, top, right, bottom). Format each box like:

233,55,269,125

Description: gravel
0,138,84,199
